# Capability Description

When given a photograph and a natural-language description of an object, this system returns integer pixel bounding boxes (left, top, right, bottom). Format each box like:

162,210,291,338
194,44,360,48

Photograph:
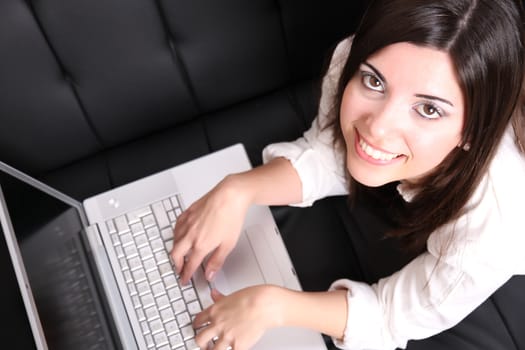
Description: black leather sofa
1,1,523,349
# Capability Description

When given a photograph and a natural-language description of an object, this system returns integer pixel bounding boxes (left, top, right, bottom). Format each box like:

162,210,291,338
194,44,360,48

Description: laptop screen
0,223,37,348
0,168,116,350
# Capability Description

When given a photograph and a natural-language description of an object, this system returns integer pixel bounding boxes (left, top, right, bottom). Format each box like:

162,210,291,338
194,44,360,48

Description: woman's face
340,42,465,187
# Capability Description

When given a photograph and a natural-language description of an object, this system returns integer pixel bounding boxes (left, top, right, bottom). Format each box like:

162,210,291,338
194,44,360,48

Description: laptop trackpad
212,230,265,295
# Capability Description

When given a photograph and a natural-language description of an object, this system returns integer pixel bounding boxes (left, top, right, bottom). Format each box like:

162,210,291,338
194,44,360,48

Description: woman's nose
365,99,404,138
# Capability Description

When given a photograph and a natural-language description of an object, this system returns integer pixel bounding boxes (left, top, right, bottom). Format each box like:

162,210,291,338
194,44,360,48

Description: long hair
329,0,525,253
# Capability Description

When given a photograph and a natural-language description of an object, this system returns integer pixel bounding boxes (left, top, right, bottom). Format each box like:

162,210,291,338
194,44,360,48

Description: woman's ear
457,141,471,151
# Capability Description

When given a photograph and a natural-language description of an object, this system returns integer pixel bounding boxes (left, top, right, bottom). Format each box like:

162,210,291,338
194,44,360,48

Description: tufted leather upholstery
0,0,366,200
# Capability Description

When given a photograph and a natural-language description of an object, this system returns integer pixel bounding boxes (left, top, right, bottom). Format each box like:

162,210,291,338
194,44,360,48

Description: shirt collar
396,182,417,202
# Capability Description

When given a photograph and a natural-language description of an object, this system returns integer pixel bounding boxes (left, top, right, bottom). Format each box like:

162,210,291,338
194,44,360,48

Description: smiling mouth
357,133,403,161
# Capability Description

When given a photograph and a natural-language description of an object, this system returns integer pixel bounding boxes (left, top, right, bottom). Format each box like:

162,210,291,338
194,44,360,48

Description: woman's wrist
218,172,257,209
252,285,290,329
264,286,348,339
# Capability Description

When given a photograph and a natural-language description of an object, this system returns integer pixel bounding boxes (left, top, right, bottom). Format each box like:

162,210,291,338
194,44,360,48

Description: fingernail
206,270,215,282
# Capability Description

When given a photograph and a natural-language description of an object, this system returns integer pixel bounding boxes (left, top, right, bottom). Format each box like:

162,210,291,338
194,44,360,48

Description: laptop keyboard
105,195,201,350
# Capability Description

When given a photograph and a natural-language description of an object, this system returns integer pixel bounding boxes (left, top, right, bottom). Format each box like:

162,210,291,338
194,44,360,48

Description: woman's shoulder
468,126,524,228
427,126,525,272
486,126,525,198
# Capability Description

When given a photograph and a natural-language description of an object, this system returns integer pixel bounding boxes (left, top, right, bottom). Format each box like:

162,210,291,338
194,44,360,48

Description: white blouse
262,37,525,350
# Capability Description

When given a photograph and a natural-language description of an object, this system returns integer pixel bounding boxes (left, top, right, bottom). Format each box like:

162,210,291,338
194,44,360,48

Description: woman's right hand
170,174,252,285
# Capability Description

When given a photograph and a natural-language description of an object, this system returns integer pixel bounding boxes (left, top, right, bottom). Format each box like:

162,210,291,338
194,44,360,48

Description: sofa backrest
0,0,367,198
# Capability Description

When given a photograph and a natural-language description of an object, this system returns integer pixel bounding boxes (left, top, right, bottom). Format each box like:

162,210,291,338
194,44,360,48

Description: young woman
171,0,525,349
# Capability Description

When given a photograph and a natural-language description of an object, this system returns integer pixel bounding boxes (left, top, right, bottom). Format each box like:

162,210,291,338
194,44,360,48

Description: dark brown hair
329,0,525,253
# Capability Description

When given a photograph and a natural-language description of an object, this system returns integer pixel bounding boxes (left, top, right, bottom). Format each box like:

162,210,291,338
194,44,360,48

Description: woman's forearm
264,285,348,340
222,157,303,207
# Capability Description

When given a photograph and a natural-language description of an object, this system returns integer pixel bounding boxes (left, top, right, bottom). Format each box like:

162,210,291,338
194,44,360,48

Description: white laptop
0,143,328,350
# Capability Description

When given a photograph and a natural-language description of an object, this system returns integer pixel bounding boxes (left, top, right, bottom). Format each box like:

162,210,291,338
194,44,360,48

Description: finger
204,244,233,282
194,323,218,349
192,310,210,330
170,239,192,274
172,211,190,244
210,288,225,302
179,248,208,285
214,336,234,350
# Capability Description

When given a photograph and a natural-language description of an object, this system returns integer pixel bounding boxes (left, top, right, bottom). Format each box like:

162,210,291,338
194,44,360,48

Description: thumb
204,244,232,282
210,288,225,302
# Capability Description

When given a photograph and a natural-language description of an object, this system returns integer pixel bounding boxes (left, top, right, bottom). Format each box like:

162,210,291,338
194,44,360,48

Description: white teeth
359,139,400,161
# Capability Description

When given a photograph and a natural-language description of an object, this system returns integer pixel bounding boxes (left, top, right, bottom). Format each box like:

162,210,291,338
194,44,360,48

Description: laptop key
123,245,138,258
123,270,133,283
167,286,182,301
169,333,184,348
156,294,170,310
164,319,179,335
160,307,175,322
152,202,170,229
163,199,173,211
134,233,148,247
172,299,186,314
187,301,201,316
114,216,130,233
147,270,162,284
164,240,173,252
170,195,181,209
130,222,145,235
128,256,142,270
139,245,153,259
158,262,173,276
163,274,177,289
161,227,173,241
176,311,191,326
132,269,147,283
145,305,160,321
185,338,199,350
167,210,176,223
141,321,151,336
182,288,197,303
153,330,168,346
143,214,156,228
106,219,117,234
181,325,195,340
154,250,169,264
127,206,152,224
151,282,166,297
144,334,155,348
151,237,165,252
120,232,133,246
119,257,129,271
111,233,120,245
141,293,155,309
149,319,164,334
143,257,157,272
136,280,151,295
112,242,124,256
137,307,146,322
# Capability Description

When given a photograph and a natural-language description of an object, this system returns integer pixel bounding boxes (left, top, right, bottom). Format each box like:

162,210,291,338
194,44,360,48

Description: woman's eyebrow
363,62,386,83
415,94,454,107
363,61,455,107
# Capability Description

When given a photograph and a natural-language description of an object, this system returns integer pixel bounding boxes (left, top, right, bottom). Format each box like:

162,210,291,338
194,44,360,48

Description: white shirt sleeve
262,37,352,207
330,128,525,350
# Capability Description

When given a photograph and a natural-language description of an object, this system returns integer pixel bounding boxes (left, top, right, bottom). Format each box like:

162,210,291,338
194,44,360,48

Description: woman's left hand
193,285,281,350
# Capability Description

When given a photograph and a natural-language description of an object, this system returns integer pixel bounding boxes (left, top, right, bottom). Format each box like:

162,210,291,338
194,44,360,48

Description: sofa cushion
0,0,366,195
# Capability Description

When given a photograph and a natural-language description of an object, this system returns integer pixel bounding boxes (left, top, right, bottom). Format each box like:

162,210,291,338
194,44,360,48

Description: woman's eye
414,103,443,120
361,73,384,92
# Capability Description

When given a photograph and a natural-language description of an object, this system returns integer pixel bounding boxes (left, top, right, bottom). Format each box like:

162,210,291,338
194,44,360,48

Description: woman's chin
347,167,396,188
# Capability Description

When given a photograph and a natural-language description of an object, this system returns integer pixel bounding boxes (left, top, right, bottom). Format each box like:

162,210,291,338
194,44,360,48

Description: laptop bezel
0,182,49,350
